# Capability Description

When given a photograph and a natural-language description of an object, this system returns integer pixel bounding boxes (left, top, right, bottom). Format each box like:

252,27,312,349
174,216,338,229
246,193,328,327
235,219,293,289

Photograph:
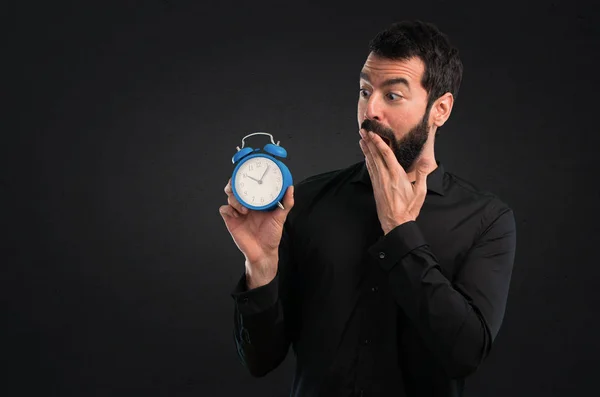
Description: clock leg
277,201,285,210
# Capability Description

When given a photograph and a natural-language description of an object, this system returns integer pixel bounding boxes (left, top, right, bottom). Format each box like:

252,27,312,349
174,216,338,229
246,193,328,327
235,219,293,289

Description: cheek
388,111,414,133
357,101,366,118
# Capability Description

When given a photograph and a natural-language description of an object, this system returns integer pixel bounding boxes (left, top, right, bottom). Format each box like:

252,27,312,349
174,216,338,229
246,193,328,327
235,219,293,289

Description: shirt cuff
230,272,279,316
367,221,428,271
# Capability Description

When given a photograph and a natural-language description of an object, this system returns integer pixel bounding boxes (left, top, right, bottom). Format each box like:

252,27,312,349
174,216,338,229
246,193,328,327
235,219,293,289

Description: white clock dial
235,156,283,207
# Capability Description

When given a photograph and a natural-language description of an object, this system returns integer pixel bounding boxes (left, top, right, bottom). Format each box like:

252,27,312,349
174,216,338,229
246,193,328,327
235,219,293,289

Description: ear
429,92,454,128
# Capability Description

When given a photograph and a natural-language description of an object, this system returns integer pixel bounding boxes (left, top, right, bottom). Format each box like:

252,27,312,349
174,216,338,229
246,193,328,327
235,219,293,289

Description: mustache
360,119,395,142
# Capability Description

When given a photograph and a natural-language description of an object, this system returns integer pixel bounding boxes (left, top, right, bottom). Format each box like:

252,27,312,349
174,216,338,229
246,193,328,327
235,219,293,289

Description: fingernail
359,130,365,138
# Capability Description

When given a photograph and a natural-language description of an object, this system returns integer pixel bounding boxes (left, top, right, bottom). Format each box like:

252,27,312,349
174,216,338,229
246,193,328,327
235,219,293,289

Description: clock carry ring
234,131,288,160
237,131,279,150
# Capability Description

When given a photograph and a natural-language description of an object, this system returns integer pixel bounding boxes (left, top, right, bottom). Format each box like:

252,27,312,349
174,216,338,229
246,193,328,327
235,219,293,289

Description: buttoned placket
354,252,383,395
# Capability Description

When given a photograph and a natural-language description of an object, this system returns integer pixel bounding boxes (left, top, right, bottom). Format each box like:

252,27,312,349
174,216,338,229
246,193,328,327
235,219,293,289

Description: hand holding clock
220,178,295,289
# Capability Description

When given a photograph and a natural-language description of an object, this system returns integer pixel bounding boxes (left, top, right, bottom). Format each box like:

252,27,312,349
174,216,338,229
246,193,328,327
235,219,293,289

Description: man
219,20,517,397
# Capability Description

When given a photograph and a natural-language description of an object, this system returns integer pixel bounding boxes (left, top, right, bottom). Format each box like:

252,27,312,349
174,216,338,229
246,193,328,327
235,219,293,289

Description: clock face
234,156,284,207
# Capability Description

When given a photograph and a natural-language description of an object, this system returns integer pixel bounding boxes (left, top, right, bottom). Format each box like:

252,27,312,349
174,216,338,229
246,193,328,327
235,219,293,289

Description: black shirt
230,159,517,397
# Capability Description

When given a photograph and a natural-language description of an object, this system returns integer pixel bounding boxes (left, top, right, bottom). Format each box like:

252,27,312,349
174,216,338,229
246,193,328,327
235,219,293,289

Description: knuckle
228,196,246,213
219,205,229,217
227,195,237,207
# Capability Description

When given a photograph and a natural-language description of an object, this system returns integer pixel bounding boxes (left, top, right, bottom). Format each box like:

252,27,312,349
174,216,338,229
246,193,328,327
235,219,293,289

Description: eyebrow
360,72,410,89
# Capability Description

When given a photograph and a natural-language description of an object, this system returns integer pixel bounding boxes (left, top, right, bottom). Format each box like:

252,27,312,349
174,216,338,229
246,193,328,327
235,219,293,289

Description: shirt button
363,338,370,345
371,286,378,292
242,297,249,303
378,251,385,259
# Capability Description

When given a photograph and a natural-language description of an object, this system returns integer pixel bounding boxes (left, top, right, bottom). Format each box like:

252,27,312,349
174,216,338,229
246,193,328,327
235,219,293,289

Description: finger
228,194,249,215
224,178,232,196
272,185,294,226
362,130,384,167
219,204,240,219
361,130,385,177
283,185,294,210
359,138,380,191
359,135,373,166
359,131,375,168
366,131,403,178
360,132,386,185
224,178,249,214
278,185,294,214
359,137,368,161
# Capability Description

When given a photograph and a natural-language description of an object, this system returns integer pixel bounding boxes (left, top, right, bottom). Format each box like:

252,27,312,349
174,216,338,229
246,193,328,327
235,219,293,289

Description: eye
359,89,371,98
386,93,402,101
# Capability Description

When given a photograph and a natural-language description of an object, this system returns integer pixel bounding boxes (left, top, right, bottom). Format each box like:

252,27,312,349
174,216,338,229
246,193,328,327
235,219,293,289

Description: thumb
275,185,294,217
284,185,294,210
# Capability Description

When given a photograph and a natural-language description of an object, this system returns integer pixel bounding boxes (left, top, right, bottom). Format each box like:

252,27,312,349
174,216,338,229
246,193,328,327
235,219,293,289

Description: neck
406,134,437,182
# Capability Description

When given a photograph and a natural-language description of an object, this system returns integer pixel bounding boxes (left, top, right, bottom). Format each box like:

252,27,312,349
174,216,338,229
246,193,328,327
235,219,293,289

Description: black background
4,0,599,396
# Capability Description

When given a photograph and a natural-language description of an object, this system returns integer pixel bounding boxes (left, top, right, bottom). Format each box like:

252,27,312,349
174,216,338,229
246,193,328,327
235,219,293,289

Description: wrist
245,257,278,289
246,270,277,290
383,218,414,235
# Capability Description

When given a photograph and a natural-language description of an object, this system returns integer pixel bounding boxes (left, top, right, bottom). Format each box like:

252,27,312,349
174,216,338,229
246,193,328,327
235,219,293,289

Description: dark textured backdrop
4,0,599,396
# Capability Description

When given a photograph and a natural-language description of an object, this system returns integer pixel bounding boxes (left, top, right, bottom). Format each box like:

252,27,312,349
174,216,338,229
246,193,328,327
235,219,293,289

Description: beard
361,108,431,171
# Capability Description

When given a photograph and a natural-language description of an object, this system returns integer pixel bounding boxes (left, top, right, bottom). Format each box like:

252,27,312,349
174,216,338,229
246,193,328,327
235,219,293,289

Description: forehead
360,53,425,86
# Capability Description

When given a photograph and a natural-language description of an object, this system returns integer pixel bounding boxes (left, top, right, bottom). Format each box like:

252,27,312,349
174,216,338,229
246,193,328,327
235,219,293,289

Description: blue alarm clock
231,132,293,212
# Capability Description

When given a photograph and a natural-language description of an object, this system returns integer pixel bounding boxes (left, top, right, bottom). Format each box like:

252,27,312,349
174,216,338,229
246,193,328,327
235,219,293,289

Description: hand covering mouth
378,134,391,146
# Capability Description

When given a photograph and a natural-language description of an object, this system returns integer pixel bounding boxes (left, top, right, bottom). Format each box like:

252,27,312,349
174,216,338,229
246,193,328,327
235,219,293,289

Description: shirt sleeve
368,205,517,379
229,220,300,377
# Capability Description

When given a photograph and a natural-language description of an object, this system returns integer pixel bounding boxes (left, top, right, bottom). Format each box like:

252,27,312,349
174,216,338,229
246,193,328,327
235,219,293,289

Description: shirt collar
350,159,446,196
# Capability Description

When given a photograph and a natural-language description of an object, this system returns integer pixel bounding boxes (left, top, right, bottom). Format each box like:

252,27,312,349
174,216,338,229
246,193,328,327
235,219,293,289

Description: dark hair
368,20,463,111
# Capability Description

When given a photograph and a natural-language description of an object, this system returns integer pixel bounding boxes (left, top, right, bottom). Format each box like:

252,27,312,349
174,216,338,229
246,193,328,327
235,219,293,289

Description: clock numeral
260,197,264,203
256,162,261,168
242,173,247,179
249,165,253,171
244,190,247,196
240,182,244,188
252,196,255,202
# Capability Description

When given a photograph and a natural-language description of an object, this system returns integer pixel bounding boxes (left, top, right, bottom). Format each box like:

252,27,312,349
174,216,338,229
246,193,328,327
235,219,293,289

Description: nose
364,94,382,121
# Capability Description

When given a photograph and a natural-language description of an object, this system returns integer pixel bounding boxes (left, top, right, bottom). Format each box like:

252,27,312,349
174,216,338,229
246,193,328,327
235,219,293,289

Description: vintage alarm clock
231,132,293,212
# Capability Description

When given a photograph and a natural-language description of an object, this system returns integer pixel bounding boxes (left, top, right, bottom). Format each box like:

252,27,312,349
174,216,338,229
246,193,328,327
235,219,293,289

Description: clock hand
259,165,270,182
246,174,260,183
